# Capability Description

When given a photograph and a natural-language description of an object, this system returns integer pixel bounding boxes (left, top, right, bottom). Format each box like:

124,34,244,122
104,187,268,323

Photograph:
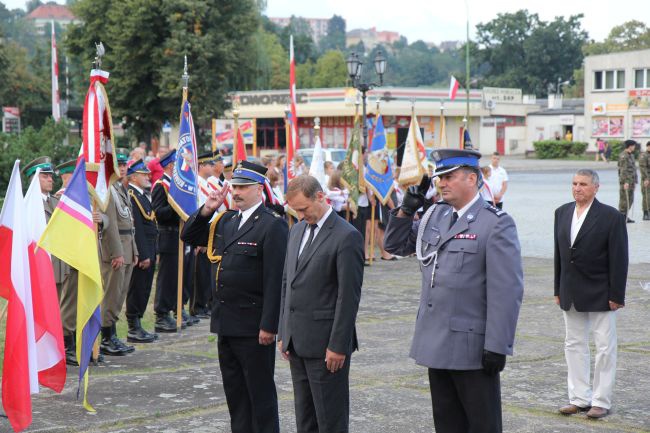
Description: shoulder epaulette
153,178,170,194
262,206,282,218
484,202,507,217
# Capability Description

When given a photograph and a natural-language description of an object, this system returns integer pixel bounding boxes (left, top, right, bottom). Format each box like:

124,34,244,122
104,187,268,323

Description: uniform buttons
220,300,225,304
427,303,432,307
224,251,228,255
290,308,295,313
219,283,224,288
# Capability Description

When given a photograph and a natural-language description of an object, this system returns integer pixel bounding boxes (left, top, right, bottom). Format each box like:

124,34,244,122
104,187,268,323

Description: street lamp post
346,50,387,148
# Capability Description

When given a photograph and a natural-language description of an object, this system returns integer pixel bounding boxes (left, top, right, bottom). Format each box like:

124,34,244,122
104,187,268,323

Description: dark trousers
154,250,178,315
352,205,370,241
289,353,351,433
428,368,502,433
190,250,212,314
487,201,503,210
126,259,155,318
218,336,279,433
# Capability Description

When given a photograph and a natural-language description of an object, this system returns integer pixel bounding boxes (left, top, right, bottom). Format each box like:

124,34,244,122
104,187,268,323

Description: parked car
297,148,347,168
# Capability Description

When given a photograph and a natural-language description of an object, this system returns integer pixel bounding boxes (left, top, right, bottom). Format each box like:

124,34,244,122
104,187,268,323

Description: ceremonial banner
308,135,327,190
25,171,66,393
365,114,394,205
50,21,60,122
341,115,365,213
399,114,425,186
462,126,473,149
169,100,199,221
80,69,119,211
287,34,300,180
0,161,37,432
234,127,247,164
38,159,103,412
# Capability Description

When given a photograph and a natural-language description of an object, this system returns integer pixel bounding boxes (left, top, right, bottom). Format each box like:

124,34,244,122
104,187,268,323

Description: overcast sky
4,0,649,44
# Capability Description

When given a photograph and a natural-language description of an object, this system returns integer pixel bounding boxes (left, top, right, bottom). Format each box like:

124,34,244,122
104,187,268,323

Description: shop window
634,68,650,89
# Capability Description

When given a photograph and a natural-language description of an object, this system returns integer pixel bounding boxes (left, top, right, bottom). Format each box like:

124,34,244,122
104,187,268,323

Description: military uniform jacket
384,197,524,370
100,183,138,264
44,195,70,284
639,151,650,182
618,151,638,185
152,174,180,254
181,204,289,336
129,185,157,262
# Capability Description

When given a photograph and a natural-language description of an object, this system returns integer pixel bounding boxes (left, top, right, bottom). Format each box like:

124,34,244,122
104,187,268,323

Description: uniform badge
467,213,474,221
237,241,257,246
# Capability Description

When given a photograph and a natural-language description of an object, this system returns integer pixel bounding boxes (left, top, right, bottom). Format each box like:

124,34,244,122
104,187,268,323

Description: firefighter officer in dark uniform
126,159,159,343
181,160,288,433
151,149,181,332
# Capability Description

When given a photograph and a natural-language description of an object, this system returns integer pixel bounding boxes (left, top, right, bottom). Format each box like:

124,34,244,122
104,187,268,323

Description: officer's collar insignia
443,210,450,216
254,215,259,220
467,213,474,220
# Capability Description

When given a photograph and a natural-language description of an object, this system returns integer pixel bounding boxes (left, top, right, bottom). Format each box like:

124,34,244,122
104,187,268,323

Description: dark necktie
299,224,318,259
450,211,459,229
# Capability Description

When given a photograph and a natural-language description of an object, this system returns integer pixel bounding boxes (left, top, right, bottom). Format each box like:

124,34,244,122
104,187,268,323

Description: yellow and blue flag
169,100,199,221
364,114,394,205
37,158,103,412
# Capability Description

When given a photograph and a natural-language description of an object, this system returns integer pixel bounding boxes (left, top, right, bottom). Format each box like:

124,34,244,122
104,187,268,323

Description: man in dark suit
555,168,628,419
182,161,288,433
278,175,364,433
126,159,158,343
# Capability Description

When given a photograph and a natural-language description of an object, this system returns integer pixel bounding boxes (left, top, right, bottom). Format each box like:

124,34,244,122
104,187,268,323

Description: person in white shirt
488,152,508,209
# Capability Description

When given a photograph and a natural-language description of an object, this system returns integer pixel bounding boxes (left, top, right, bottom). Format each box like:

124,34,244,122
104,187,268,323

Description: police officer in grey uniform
384,149,524,433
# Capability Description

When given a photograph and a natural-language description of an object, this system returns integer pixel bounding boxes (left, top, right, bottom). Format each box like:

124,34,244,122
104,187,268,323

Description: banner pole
176,221,184,330
369,198,376,265
92,198,100,363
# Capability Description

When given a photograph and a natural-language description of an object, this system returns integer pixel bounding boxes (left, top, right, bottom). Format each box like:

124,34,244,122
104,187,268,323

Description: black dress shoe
155,315,178,333
113,324,135,353
100,337,129,356
627,217,635,223
65,350,78,366
128,326,156,343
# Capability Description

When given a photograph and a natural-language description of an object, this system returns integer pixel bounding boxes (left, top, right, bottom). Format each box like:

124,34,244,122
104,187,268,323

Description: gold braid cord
207,211,228,263
128,190,156,221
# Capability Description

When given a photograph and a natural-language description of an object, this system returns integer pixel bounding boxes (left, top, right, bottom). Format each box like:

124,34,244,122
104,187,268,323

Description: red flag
24,171,66,393
234,128,247,164
0,161,38,432
448,75,460,101
287,34,300,180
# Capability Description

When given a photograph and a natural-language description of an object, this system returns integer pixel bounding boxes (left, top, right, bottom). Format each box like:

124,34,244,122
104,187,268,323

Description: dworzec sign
237,92,309,106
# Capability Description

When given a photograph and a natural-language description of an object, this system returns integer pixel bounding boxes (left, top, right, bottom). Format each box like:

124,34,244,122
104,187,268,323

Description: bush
532,140,589,159
0,119,80,193
608,140,624,158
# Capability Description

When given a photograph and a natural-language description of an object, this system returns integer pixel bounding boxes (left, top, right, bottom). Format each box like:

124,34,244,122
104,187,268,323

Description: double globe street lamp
346,50,387,148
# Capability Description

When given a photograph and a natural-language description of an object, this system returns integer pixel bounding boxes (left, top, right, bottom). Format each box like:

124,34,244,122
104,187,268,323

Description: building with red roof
26,2,78,35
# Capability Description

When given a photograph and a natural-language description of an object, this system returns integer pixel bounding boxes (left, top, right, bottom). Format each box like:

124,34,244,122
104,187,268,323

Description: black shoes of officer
63,334,79,366
644,211,650,220
127,316,157,343
100,325,134,356
191,307,210,319
155,313,178,333
627,217,635,223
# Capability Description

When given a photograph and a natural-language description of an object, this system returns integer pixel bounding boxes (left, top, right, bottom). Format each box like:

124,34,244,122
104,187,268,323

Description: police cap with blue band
127,159,151,176
230,160,268,186
159,149,177,167
429,149,482,177
198,151,216,165
23,156,55,177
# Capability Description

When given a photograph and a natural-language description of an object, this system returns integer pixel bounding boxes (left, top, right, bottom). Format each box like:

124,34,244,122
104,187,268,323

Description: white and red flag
80,69,119,211
24,170,66,393
50,21,60,122
0,161,38,432
287,34,300,181
448,75,460,101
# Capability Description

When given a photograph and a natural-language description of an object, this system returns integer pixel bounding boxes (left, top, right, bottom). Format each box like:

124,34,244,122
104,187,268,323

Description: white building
584,48,650,150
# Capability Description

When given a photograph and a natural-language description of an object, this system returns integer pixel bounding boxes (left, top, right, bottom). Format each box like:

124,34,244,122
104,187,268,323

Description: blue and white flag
169,100,199,221
364,114,394,205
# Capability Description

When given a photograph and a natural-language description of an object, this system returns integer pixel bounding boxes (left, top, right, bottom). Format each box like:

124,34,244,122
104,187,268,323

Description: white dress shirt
570,201,593,246
453,193,481,218
298,206,333,256
238,200,263,229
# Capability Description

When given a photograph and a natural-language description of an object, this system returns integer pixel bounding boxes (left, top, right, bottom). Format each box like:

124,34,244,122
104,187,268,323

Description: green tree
311,50,347,88
254,29,288,89
319,15,346,52
475,10,587,96
279,16,317,63
584,20,650,55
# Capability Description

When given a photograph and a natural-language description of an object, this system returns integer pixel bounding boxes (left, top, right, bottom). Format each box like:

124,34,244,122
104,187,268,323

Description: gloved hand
482,350,506,375
400,174,431,216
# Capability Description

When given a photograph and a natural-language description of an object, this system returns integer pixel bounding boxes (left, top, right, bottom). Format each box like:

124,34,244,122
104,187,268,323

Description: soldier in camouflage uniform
638,141,650,221
618,140,638,223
